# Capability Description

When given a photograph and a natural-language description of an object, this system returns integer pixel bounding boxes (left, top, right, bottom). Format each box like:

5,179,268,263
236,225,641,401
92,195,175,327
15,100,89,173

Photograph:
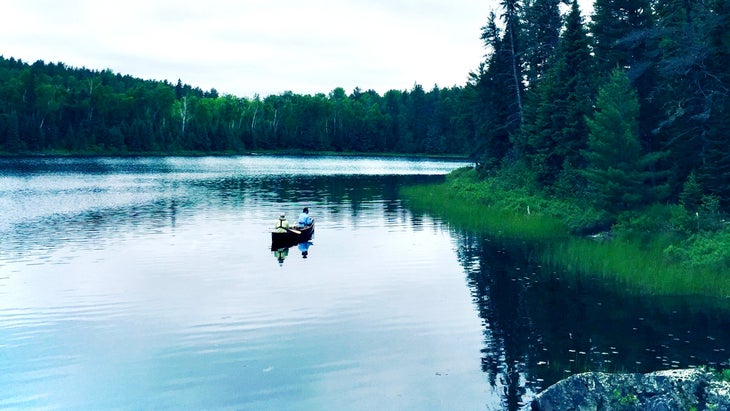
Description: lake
1,156,729,411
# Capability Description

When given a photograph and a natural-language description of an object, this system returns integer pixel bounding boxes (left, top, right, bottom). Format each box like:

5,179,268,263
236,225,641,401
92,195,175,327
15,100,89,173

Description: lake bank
400,167,730,303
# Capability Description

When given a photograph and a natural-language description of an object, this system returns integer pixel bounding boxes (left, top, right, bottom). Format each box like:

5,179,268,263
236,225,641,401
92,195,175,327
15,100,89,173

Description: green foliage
611,388,639,406
0,57,472,157
404,169,730,299
3,0,730,216
403,167,568,241
664,229,730,270
517,0,594,186
404,166,615,242
521,0,562,85
679,172,704,213
582,68,668,214
473,10,522,169
471,0,730,211
612,204,686,244
722,368,730,383
401,0,730,303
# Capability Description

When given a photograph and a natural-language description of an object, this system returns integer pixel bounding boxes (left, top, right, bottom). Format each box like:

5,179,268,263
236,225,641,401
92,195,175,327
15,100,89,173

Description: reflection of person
274,213,289,233
298,207,313,226
273,247,289,266
298,241,312,258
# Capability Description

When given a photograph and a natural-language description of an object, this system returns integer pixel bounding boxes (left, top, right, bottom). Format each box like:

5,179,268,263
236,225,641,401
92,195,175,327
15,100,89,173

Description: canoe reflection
298,241,312,258
271,241,313,265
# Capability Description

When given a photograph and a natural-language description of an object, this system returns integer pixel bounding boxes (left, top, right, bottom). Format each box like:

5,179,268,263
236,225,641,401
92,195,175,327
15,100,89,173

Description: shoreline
400,167,730,302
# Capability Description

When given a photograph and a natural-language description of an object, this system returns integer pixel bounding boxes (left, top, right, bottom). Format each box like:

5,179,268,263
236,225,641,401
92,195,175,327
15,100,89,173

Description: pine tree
591,0,655,73
582,68,667,213
521,0,562,85
518,0,594,186
500,0,524,124
679,171,703,213
653,0,730,204
474,12,519,170
696,0,730,206
590,0,659,149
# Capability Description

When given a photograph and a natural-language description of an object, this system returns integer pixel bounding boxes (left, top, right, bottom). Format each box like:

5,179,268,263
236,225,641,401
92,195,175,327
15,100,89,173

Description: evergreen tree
590,0,659,149
500,0,524,124
696,0,730,206
519,0,594,186
653,0,730,203
679,171,703,213
521,0,562,85
582,69,666,213
1,110,24,151
591,0,655,73
474,12,516,169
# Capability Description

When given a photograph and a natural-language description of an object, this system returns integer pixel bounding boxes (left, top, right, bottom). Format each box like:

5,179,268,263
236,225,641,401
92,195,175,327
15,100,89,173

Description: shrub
664,230,730,269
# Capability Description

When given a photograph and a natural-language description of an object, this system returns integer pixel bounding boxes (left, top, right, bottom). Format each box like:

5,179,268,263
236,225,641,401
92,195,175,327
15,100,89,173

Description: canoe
271,223,314,248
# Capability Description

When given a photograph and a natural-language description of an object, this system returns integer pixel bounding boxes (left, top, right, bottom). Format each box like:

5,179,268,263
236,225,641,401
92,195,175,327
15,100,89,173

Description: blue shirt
298,212,313,226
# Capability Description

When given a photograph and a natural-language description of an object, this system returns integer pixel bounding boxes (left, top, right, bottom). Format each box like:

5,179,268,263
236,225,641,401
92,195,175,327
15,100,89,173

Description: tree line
473,0,729,212
0,57,474,156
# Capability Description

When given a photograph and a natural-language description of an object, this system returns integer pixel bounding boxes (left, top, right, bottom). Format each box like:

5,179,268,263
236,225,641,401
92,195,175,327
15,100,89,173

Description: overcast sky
2,0,594,98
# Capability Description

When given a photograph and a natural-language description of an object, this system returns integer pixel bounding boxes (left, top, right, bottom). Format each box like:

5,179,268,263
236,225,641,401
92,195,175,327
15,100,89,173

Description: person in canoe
274,213,289,233
297,207,313,227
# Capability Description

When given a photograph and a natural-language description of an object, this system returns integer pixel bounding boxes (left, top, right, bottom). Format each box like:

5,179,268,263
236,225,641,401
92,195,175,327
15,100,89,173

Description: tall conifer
590,0,659,149
521,0,562,85
653,0,730,202
474,11,519,170
583,69,667,213
519,0,593,186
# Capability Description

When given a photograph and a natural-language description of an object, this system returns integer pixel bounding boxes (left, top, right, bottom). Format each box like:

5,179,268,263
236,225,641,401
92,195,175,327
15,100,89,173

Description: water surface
1,156,493,410
2,155,728,411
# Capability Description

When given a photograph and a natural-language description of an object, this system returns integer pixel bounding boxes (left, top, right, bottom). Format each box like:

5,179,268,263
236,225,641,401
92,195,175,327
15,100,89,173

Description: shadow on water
450,229,730,410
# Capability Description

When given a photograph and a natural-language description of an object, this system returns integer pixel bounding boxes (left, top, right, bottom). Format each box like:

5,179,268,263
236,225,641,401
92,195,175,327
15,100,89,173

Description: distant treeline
0,57,474,156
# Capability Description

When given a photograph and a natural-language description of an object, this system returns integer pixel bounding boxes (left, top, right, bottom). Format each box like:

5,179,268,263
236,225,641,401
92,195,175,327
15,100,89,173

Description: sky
2,0,594,98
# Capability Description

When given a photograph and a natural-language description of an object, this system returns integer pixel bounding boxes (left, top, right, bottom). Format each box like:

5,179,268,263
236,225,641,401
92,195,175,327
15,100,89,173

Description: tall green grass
401,168,730,300
401,183,567,241
402,169,569,241
545,237,730,297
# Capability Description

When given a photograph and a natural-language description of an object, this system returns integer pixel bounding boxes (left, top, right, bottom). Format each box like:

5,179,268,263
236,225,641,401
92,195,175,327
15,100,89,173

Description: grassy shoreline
401,167,730,301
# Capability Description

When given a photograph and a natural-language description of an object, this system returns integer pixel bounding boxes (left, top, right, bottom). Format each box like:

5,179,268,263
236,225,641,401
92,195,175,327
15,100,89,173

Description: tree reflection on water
451,229,730,410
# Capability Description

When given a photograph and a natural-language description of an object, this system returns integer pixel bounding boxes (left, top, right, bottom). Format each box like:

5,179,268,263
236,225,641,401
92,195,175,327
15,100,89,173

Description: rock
529,368,730,411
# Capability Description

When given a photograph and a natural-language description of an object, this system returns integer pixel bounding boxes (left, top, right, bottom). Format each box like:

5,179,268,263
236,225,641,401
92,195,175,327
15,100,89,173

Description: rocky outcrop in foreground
530,369,730,411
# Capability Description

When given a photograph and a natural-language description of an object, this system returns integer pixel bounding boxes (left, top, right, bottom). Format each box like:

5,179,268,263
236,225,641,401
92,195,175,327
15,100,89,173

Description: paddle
287,227,301,235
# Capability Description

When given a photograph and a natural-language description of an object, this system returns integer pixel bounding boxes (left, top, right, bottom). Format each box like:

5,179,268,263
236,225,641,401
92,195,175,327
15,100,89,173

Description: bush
664,229,730,269
613,204,688,244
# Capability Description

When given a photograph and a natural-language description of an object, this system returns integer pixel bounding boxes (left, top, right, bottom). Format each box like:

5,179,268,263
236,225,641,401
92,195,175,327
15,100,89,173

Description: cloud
4,1,595,97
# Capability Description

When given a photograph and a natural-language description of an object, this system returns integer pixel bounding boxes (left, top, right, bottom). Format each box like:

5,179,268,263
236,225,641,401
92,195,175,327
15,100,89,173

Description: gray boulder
530,369,730,411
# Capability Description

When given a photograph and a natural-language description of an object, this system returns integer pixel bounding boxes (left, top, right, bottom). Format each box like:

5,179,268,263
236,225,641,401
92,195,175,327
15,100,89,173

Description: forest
0,0,728,212
0,57,473,157
473,0,728,211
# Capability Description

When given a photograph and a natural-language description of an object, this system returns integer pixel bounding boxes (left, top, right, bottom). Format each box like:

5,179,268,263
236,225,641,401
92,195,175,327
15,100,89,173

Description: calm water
1,156,729,411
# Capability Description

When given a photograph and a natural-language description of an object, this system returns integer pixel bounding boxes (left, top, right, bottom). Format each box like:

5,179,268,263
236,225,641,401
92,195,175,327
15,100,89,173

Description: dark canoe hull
271,224,314,249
